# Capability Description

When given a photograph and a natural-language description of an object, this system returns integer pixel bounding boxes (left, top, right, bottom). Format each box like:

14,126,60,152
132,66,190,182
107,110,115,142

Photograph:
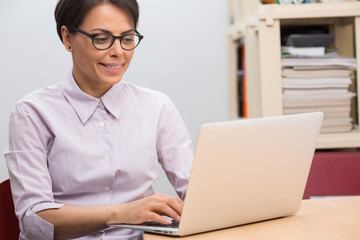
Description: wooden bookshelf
227,0,262,119
228,1,360,149
258,2,360,149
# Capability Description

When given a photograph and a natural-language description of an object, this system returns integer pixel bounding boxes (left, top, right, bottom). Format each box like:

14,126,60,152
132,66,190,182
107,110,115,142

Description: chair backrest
0,179,20,240
303,151,360,199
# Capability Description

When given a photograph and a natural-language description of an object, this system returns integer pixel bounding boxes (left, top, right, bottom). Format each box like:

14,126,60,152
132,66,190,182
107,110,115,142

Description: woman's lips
99,63,123,74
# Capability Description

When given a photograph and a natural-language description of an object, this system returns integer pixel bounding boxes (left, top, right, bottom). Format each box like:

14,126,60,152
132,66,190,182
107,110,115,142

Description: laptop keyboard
143,219,179,228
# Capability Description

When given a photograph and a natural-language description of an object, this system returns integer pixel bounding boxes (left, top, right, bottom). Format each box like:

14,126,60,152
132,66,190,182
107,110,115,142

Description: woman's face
62,3,135,97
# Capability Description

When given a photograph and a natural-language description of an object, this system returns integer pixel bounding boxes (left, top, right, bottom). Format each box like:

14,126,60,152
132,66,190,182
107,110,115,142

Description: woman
4,0,194,239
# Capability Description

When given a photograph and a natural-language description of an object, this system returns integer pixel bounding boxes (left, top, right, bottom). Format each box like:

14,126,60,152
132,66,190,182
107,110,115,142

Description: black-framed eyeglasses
71,28,144,51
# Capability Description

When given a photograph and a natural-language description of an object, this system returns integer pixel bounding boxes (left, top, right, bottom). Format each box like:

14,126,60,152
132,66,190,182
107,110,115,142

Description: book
292,66,355,70
322,117,353,127
284,107,350,118
283,88,349,96
282,57,357,69
282,68,354,78
282,46,325,57
283,96,352,107
320,125,353,133
282,77,352,89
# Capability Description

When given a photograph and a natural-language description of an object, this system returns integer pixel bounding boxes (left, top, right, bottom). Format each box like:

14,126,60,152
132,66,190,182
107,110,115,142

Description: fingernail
165,218,172,224
176,215,181,222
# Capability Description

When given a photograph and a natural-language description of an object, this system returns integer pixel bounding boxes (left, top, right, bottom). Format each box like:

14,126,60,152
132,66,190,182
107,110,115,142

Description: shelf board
258,2,360,23
317,131,360,149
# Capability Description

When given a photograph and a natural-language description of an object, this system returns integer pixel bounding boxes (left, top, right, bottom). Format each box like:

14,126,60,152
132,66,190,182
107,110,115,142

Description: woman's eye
94,34,111,44
122,36,135,44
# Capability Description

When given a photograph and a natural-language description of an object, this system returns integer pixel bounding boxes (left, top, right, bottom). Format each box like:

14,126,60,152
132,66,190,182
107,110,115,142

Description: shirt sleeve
4,103,64,240
156,96,194,200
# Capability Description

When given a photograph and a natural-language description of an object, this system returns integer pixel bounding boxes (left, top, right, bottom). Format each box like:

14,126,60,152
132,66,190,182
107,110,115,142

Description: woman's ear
61,25,72,52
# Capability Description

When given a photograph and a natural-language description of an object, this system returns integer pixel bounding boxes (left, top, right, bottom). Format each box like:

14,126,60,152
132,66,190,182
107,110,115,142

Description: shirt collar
100,81,122,119
61,71,122,123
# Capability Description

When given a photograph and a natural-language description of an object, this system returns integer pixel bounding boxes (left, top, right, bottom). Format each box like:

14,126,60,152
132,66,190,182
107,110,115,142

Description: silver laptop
110,112,323,236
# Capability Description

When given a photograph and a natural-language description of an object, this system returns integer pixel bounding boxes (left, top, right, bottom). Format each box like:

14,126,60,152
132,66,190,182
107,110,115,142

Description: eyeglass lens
93,33,141,50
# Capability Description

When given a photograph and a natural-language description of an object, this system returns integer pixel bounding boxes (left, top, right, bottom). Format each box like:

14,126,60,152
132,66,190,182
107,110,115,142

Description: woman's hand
110,193,183,225
36,193,183,239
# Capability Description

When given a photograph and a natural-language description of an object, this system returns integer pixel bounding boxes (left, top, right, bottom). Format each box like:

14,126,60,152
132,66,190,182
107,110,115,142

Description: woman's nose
109,38,125,56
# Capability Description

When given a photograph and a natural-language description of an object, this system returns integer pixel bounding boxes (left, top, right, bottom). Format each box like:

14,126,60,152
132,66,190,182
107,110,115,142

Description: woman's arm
37,193,183,240
156,96,194,200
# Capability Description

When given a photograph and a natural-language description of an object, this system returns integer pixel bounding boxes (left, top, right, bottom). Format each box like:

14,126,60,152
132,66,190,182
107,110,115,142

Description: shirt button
95,232,102,238
105,156,111,161
99,122,105,128
104,186,110,191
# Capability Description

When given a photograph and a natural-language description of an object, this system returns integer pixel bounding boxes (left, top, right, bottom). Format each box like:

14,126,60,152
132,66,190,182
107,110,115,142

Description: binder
303,151,360,199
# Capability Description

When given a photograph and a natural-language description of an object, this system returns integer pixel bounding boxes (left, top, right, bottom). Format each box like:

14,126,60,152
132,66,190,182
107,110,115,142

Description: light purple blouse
4,72,194,240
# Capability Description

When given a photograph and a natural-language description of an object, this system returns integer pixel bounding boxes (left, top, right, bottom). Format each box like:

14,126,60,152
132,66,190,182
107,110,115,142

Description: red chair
303,151,360,199
0,179,20,240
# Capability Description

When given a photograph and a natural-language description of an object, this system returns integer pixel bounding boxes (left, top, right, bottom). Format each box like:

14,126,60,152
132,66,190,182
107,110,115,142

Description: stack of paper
281,56,357,133
282,46,325,57
282,57,357,69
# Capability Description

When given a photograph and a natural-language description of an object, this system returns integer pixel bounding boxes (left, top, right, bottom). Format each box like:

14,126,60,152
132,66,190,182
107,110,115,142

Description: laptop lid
110,112,323,236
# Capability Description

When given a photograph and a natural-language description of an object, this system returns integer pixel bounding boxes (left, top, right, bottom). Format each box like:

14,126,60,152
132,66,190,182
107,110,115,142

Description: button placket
94,101,114,199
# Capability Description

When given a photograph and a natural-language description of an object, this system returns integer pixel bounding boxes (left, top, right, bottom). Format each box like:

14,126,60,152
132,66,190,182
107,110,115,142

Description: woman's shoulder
14,83,62,111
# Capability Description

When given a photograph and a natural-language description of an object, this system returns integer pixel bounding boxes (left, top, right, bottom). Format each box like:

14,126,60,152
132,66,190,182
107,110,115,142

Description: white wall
0,0,229,196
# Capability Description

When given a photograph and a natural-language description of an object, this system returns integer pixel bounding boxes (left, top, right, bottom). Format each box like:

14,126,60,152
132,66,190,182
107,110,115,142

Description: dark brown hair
55,0,140,42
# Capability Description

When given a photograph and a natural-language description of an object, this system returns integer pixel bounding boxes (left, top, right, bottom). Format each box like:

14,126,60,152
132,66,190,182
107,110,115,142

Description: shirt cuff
23,202,65,240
